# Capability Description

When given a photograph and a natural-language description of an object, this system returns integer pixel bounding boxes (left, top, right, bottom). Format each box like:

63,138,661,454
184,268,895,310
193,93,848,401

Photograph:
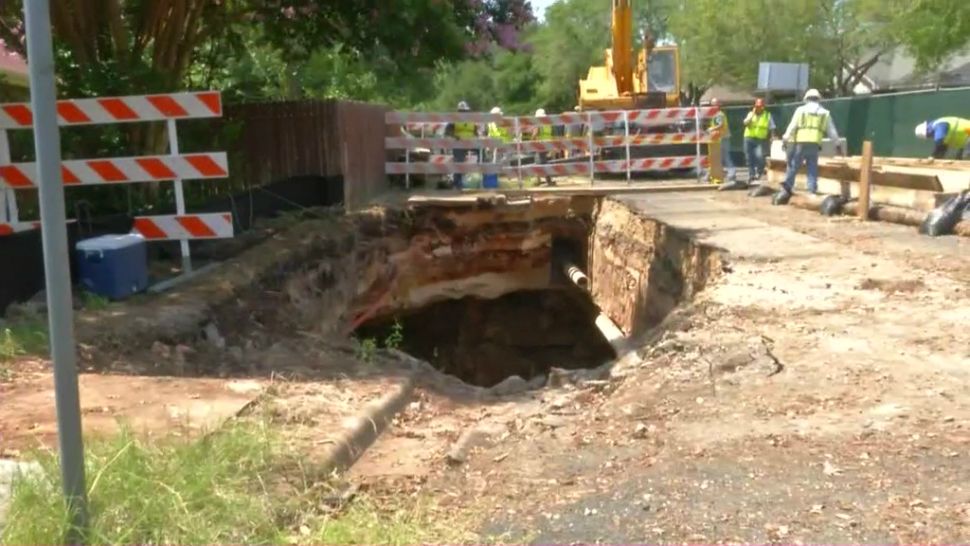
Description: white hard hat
457,101,470,112
803,88,821,101
535,108,547,117
490,106,502,115
914,121,929,139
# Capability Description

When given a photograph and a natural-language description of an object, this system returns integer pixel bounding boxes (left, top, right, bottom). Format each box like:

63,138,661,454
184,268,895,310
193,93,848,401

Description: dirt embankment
590,199,723,336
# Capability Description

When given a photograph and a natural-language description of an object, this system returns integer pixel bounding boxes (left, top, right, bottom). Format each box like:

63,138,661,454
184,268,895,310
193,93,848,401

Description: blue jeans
452,149,467,189
783,143,820,193
744,137,767,180
720,138,736,180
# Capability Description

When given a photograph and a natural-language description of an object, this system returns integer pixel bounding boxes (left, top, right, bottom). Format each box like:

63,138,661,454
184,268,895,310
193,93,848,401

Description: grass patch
79,291,111,311
0,319,49,362
1,421,471,545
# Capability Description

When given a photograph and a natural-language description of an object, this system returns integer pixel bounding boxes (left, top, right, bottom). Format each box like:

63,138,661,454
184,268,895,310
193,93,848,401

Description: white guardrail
384,107,720,188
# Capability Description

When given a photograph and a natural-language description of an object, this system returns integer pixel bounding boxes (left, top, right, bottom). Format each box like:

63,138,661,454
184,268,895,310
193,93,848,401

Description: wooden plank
858,141,873,221
768,158,944,192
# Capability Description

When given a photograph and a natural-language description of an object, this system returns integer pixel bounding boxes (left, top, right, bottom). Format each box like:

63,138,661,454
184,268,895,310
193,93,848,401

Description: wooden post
858,140,873,220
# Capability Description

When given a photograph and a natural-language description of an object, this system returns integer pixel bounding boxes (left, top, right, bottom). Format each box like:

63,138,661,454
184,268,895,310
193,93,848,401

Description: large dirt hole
356,289,616,387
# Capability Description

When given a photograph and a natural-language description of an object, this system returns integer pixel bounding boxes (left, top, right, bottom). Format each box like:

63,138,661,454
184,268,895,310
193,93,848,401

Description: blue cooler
483,173,499,189
75,234,148,300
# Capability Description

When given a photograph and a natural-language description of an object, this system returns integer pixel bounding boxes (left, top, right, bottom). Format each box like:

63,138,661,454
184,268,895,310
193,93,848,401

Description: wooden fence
225,99,390,211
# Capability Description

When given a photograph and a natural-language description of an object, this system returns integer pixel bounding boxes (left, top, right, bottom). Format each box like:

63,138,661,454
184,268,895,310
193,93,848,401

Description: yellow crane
578,0,681,111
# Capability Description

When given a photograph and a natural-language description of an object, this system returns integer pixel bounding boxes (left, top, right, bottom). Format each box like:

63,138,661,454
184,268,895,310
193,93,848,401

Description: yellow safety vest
743,111,770,140
709,113,730,142
794,110,829,144
487,122,511,143
454,121,476,139
938,116,970,149
537,125,553,140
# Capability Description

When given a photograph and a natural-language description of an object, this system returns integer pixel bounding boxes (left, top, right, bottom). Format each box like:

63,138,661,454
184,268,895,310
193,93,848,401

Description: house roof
0,40,28,88
862,48,970,91
700,85,759,106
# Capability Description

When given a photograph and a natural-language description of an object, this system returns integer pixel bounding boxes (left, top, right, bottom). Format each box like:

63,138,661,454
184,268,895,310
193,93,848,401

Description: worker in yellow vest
487,106,511,162
447,100,478,189
742,98,776,182
914,117,970,159
530,108,554,186
707,98,736,182
780,89,843,196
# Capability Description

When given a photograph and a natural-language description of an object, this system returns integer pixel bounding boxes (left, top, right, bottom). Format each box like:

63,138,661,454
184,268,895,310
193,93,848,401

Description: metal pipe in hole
563,261,589,289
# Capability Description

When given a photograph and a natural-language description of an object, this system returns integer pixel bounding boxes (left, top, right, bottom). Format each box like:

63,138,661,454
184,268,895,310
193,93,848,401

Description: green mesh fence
722,87,970,158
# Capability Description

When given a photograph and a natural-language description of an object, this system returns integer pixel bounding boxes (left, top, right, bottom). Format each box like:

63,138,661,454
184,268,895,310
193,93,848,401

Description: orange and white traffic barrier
0,153,228,188
132,213,234,241
595,156,708,173
385,137,502,150
508,156,707,177
627,106,719,125
0,221,40,236
386,162,503,175
512,133,707,153
0,91,221,129
387,112,501,124
427,154,453,164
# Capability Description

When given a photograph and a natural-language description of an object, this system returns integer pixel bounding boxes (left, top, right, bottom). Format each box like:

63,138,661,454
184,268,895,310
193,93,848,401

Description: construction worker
530,108,554,186
484,106,509,189
914,117,970,159
780,88,843,196
707,98,736,182
446,100,478,189
742,98,776,182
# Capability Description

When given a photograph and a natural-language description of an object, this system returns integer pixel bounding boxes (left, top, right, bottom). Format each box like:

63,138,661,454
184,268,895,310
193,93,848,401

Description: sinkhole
355,288,617,388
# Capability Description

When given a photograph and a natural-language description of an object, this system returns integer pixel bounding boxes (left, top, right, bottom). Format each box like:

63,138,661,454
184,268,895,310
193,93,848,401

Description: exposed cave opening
356,288,616,388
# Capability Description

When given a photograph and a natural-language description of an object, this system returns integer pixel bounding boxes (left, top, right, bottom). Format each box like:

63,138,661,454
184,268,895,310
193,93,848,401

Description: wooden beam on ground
767,158,952,212
494,183,717,196
858,141,873,221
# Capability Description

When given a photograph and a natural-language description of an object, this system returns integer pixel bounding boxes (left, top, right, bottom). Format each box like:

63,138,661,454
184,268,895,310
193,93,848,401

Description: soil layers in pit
349,195,724,387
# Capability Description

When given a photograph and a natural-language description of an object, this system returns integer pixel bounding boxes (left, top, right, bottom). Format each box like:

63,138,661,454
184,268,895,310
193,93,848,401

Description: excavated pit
356,288,616,387
347,195,723,389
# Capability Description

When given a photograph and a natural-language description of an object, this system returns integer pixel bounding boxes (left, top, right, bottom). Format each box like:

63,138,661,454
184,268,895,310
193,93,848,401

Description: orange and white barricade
502,106,716,185
385,111,504,188
0,91,231,273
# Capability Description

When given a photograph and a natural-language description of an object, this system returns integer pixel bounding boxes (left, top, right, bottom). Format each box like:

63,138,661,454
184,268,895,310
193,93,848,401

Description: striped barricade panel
385,137,502,150
507,163,590,177
386,112,501,124
595,156,708,173
132,213,234,241
515,139,589,153
0,221,40,235
0,92,222,129
627,107,719,126
0,153,229,188
386,162,503,175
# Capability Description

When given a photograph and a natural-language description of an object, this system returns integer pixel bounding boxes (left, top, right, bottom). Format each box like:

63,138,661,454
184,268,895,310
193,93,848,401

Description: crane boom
611,0,633,95
579,0,680,111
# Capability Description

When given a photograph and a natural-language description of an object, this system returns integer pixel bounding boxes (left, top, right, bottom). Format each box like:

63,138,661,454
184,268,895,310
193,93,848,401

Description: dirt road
349,192,970,543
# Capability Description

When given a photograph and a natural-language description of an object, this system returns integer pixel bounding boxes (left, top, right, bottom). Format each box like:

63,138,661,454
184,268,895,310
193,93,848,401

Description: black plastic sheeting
920,191,970,237
0,176,343,314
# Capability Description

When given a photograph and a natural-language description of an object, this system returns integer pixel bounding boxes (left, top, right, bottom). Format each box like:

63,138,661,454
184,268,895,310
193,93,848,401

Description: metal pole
515,117,522,189
405,122,414,190
587,112,595,186
23,0,88,539
694,103,702,182
624,110,631,184
166,119,191,273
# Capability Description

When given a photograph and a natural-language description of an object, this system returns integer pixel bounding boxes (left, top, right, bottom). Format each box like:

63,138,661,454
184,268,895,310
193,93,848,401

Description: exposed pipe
563,261,589,290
